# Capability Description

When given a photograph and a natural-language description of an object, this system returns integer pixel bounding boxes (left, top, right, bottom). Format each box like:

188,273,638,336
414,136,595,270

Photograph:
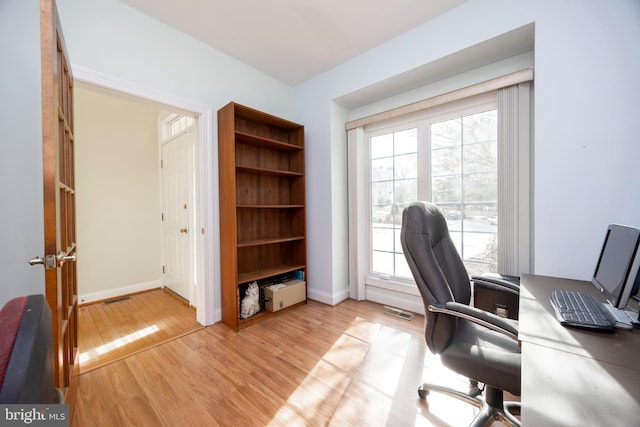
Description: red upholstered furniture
0,295,55,403
0,297,27,387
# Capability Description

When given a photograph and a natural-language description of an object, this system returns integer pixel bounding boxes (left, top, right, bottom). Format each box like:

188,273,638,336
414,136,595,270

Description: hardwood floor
78,288,202,373
74,298,513,426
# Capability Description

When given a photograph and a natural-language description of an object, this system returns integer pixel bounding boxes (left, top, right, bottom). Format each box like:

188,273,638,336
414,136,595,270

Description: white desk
519,274,640,427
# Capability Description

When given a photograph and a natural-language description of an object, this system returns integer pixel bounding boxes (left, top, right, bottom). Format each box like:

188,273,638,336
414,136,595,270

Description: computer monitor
592,224,640,310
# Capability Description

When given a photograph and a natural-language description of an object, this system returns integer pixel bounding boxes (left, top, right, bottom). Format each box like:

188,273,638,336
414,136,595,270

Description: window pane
394,153,417,179
464,172,497,202
371,134,393,159
463,141,496,174
395,253,412,278
464,232,497,276
464,231,493,258
369,128,418,278
432,175,461,203
431,118,461,148
167,115,195,138
394,129,417,154
394,179,416,204
463,110,497,144
432,146,461,176
372,251,394,275
372,157,393,181
449,230,462,253
372,181,393,205
372,227,394,252
431,110,498,274
372,204,392,224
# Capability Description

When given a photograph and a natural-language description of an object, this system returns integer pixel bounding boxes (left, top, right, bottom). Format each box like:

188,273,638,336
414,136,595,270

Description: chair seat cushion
440,319,521,395
0,297,27,388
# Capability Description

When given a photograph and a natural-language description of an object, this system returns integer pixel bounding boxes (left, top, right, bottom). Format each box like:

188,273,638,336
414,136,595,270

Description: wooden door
161,132,191,301
41,0,79,412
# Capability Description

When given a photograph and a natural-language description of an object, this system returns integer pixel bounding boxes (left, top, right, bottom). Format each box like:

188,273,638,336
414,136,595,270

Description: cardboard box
264,280,306,312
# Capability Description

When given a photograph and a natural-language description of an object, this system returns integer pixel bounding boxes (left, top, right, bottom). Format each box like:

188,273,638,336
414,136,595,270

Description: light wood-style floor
78,289,202,373
74,298,514,426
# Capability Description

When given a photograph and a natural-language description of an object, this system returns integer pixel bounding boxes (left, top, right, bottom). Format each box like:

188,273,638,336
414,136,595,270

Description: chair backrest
400,201,471,353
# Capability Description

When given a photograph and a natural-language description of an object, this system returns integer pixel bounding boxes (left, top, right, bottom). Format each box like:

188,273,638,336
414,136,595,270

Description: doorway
72,68,216,327
73,80,213,369
74,85,196,303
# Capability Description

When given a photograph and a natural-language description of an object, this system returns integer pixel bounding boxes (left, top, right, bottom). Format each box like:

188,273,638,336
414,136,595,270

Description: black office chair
400,201,521,427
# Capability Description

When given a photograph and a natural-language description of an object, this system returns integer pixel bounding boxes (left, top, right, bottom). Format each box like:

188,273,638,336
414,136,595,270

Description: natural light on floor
79,324,160,364
265,316,478,426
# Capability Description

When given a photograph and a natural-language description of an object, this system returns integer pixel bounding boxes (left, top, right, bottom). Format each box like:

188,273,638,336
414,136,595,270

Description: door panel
41,0,78,413
162,133,191,300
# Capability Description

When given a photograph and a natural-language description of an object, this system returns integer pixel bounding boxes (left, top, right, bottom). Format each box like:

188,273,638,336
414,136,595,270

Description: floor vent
383,306,415,321
104,296,131,305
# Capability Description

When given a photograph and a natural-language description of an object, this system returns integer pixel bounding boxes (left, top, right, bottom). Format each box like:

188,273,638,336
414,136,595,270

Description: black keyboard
550,290,615,331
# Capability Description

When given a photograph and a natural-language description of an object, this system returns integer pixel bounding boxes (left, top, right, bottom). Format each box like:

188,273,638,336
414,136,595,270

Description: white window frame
348,83,532,310
365,93,498,280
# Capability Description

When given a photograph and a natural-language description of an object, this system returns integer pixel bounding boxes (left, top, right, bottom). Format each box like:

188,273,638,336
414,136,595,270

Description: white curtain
497,82,532,276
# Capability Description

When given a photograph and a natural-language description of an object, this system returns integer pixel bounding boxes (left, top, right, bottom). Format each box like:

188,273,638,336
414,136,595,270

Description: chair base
418,383,521,427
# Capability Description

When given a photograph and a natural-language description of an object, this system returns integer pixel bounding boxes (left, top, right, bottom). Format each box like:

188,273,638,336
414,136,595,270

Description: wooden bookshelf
218,102,307,330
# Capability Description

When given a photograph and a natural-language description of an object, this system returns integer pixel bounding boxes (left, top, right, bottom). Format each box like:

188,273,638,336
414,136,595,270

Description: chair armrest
472,274,520,320
428,302,519,342
478,272,520,284
471,275,519,294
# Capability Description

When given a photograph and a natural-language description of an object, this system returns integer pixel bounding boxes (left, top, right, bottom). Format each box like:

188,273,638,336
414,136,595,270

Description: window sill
365,274,420,296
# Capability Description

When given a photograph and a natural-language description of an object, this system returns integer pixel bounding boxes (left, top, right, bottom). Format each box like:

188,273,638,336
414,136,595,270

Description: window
348,74,532,307
161,114,195,141
430,110,498,276
370,128,417,279
168,116,194,137
367,95,498,282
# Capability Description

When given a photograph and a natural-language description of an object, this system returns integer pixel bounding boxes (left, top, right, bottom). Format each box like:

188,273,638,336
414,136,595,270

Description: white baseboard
79,280,161,305
307,286,349,306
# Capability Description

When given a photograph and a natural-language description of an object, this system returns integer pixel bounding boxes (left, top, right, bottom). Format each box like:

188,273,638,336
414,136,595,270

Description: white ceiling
116,0,470,86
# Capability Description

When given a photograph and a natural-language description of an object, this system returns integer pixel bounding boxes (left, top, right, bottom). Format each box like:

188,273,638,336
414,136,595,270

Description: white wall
56,0,294,119
294,0,640,306
74,87,162,303
531,0,640,278
0,0,46,307
56,0,296,319
53,0,640,310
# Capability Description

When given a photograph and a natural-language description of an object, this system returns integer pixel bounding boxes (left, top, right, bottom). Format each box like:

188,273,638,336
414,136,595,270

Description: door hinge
162,265,165,274
160,159,163,168
161,212,164,221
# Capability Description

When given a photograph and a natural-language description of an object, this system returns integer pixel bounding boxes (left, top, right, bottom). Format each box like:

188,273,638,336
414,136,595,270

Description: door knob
28,256,44,265
28,254,57,269
56,252,77,266
180,227,188,234
58,252,77,263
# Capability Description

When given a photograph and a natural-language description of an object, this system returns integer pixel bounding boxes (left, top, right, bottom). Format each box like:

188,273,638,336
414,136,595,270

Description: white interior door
161,132,191,300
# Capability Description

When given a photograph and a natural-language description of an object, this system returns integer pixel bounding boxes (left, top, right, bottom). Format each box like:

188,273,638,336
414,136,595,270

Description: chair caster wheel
417,386,429,400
